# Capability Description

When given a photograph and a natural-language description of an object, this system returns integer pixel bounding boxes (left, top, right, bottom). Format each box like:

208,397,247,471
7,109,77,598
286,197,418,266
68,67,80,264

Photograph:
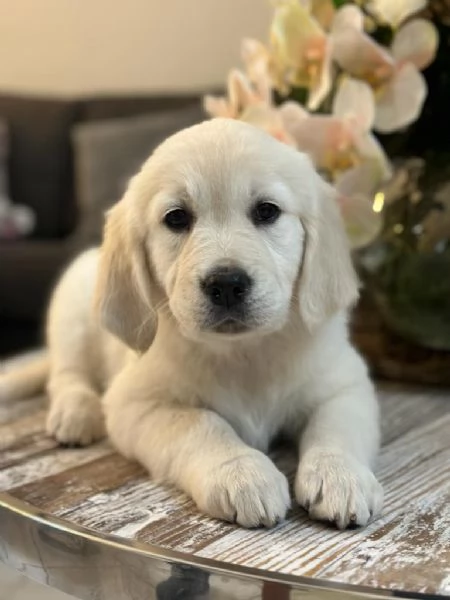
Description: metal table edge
0,492,446,600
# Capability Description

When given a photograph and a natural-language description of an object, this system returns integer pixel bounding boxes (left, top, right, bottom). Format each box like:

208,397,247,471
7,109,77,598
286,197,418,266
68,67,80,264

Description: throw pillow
72,105,204,244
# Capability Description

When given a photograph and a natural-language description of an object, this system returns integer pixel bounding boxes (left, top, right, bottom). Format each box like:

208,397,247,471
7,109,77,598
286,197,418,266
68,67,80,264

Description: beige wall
0,0,272,95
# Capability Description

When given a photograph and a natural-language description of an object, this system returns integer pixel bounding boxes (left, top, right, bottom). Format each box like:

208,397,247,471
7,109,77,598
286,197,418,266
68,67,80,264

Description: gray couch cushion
72,106,204,244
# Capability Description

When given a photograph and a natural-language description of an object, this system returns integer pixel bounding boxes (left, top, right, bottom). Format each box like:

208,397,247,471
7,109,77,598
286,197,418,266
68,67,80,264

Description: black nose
202,268,252,309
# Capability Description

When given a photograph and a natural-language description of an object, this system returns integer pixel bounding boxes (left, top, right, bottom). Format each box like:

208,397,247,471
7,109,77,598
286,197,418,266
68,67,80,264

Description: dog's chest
206,376,297,453
182,338,306,452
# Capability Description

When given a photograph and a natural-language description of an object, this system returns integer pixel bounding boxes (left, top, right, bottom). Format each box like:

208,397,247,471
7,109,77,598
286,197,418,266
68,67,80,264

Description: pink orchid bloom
203,69,297,147
280,77,392,179
332,5,439,133
279,77,392,248
239,103,298,147
203,69,270,119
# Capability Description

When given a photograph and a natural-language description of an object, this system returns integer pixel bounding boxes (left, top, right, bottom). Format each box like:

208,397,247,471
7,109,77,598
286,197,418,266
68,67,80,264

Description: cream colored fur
1,119,383,529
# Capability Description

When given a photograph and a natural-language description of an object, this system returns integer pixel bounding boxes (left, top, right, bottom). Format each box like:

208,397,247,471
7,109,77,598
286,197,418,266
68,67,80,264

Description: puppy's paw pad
295,450,383,529
46,391,105,447
196,452,290,528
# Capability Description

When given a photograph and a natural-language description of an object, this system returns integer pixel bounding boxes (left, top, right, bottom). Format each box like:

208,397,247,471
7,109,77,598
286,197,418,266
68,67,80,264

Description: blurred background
0,0,272,95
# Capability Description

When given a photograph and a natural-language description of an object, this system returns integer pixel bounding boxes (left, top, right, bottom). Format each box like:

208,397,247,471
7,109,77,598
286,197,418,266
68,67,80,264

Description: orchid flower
241,38,281,99
203,69,269,119
279,78,391,248
279,93,386,249
239,104,298,146
365,0,427,29
269,0,333,110
280,77,392,179
203,69,297,146
332,5,439,133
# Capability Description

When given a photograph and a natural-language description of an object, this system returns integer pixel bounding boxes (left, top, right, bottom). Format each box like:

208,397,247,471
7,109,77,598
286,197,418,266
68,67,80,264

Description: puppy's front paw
46,389,105,447
195,451,290,528
295,450,383,529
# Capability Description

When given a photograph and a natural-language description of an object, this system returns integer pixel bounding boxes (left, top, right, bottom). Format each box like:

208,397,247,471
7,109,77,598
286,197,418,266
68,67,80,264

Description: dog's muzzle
200,266,253,334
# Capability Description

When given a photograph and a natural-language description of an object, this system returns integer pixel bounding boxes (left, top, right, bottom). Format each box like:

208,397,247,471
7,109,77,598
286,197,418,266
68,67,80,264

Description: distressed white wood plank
378,384,450,444
0,444,112,491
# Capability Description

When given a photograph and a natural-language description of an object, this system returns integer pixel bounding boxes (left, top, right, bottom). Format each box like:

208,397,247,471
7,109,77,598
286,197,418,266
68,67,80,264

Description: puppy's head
95,119,358,351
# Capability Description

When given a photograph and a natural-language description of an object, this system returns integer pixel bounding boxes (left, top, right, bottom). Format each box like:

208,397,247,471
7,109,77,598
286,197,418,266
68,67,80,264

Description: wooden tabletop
0,365,449,599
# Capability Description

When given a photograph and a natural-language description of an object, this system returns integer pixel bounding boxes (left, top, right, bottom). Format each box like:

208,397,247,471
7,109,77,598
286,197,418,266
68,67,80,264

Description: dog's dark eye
164,208,192,232
251,201,281,226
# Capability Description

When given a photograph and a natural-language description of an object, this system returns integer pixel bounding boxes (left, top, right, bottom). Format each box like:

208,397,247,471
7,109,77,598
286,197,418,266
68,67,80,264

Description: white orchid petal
335,160,386,198
240,104,277,128
374,63,427,133
240,105,297,146
279,102,310,143
307,40,333,110
310,0,335,31
354,133,393,181
228,70,256,115
270,0,325,71
241,39,273,105
256,75,273,106
203,95,233,118
332,26,394,80
279,100,310,123
279,113,353,169
337,189,383,249
332,78,375,131
332,5,364,33
281,114,329,165
392,19,439,70
366,0,427,28
241,38,267,64
299,0,336,30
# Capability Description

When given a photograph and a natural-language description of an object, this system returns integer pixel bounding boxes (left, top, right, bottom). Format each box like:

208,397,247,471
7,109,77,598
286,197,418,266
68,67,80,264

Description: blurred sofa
0,93,205,355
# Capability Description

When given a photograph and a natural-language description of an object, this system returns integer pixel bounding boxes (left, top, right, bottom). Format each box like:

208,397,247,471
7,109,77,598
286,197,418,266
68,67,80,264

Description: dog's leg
46,250,105,446
46,368,104,446
104,365,290,528
295,355,383,529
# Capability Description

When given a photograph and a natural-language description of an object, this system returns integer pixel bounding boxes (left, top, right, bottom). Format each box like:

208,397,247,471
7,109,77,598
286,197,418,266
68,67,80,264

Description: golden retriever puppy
1,118,383,529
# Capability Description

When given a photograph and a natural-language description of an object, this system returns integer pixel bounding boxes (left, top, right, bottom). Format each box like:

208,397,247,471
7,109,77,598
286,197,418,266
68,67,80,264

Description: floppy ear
298,173,359,330
94,198,157,353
